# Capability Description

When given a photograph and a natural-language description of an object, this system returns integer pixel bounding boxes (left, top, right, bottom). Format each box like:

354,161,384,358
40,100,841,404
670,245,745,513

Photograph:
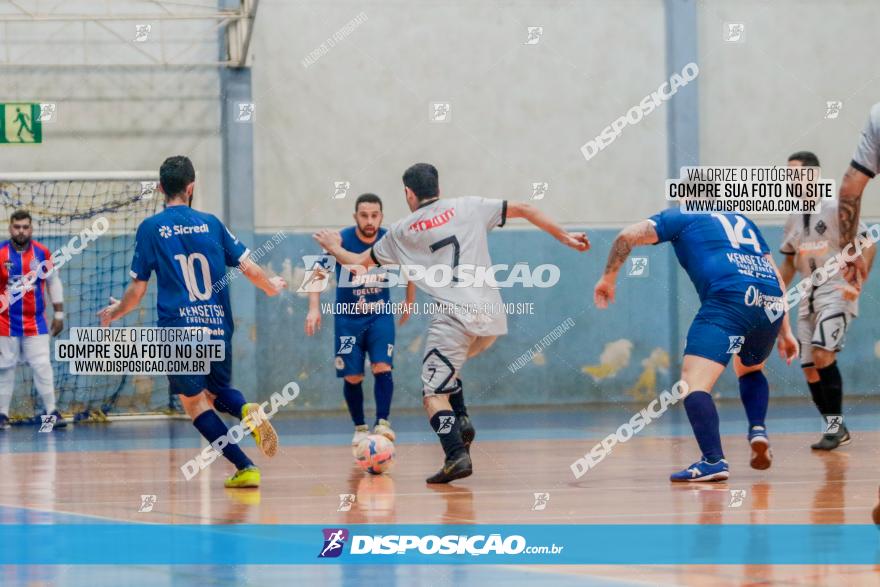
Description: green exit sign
0,103,43,144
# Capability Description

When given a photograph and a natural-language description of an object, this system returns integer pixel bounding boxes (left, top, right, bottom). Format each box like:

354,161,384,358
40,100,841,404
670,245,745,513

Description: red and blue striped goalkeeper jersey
0,240,52,336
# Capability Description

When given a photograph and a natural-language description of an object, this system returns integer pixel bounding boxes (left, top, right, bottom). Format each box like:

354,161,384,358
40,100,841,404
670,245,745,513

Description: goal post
0,172,173,422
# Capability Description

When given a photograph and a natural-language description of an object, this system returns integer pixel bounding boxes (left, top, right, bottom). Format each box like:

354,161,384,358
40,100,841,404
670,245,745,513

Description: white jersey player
779,151,874,450
315,162,589,483
0,210,66,430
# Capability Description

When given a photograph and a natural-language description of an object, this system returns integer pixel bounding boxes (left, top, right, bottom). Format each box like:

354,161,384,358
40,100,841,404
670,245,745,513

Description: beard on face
358,223,377,237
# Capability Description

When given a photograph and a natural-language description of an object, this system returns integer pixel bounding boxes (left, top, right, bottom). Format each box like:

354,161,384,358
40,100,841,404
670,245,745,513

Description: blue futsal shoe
670,458,729,482
748,426,772,470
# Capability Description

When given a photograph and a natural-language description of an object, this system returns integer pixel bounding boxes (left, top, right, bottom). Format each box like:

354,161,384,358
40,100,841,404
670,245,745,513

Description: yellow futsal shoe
224,465,260,489
242,403,278,458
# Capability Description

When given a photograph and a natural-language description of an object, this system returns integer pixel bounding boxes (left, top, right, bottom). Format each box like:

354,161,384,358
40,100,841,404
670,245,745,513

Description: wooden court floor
0,416,877,586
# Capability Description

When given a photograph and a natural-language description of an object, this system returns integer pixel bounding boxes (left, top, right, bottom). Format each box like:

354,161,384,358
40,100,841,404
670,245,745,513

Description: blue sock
213,388,247,419
192,410,253,470
683,391,724,462
373,372,393,423
738,371,769,429
343,380,365,426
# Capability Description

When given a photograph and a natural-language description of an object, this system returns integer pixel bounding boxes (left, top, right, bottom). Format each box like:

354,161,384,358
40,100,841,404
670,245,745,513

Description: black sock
807,380,827,416
430,410,466,460
817,362,843,417
448,379,468,418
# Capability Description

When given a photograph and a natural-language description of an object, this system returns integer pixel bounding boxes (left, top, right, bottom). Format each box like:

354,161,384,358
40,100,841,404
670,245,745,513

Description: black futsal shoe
810,425,851,451
426,453,473,484
459,415,475,452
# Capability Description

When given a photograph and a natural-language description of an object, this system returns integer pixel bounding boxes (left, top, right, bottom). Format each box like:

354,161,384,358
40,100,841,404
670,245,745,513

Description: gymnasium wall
252,226,880,411
0,3,225,217
250,0,669,230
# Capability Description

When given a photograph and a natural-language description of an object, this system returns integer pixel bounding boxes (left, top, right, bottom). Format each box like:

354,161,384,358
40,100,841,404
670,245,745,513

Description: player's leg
366,313,395,441
733,358,772,470
732,306,783,470
671,353,728,482
335,320,369,446
0,336,19,429
670,309,735,482
208,348,278,458
22,334,65,427
422,314,473,484
797,312,828,419
811,347,850,450
171,373,258,488
453,335,497,451
808,310,852,450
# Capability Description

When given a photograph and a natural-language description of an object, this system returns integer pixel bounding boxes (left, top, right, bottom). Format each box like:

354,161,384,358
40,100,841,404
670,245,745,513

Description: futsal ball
355,434,395,475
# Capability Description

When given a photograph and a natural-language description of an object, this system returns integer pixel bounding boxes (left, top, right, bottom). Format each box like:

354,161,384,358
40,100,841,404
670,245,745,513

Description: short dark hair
402,163,439,200
10,209,31,224
159,155,196,199
355,193,383,211
788,151,820,168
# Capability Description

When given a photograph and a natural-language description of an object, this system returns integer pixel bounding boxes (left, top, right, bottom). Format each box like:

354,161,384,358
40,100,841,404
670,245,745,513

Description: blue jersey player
98,156,286,489
305,194,415,447
594,208,799,482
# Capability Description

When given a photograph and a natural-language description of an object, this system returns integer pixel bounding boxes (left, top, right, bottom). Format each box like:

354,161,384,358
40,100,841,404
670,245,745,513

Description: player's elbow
506,201,535,220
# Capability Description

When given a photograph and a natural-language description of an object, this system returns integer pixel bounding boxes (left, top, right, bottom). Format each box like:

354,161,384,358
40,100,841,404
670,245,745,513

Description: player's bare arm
778,253,797,287
240,255,286,296
399,281,417,326
838,165,871,284
593,220,659,309
313,229,375,271
506,202,590,251
305,286,323,336
765,253,798,364
837,238,877,302
98,278,149,327
47,271,64,336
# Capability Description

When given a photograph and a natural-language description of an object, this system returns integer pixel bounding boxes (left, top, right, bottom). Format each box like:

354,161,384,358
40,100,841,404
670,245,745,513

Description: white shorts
797,305,852,367
0,334,52,369
421,313,497,396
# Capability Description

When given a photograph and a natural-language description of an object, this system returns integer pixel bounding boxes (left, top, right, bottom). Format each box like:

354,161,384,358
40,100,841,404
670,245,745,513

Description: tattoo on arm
839,167,865,246
603,221,656,275
604,236,633,275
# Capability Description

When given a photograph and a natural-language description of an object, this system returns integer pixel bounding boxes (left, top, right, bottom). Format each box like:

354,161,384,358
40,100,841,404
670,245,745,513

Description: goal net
0,172,170,422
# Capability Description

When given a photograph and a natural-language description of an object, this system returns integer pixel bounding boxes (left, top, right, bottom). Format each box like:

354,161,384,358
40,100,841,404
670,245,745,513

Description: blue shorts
334,314,395,377
167,339,234,398
684,292,783,367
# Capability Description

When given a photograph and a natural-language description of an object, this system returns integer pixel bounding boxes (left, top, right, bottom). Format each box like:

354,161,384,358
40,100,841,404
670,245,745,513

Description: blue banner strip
0,524,877,565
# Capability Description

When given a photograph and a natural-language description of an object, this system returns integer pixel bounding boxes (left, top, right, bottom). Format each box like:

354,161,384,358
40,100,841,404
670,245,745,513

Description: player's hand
836,281,861,302
50,318,64,337
304,309,322,336
842,255,868,286
398,302,413,326
593,276,616,309
313,229,342,253
777,332,799,365
561,232,590,252
97,297,121,327
267,275,287,296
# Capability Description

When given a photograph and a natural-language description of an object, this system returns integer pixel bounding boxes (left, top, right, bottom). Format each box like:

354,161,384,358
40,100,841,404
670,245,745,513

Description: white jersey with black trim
371,196,508,336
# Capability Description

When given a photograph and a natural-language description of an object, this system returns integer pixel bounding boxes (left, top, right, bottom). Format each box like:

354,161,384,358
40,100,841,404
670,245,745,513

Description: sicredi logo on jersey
159,224,209,238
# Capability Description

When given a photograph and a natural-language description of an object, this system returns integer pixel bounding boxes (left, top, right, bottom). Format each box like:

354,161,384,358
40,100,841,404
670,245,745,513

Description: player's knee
812,348,835,369
180,392,213,420
733,358,763,379
344,374,364,384
803,366,820,383
371,363,392,375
